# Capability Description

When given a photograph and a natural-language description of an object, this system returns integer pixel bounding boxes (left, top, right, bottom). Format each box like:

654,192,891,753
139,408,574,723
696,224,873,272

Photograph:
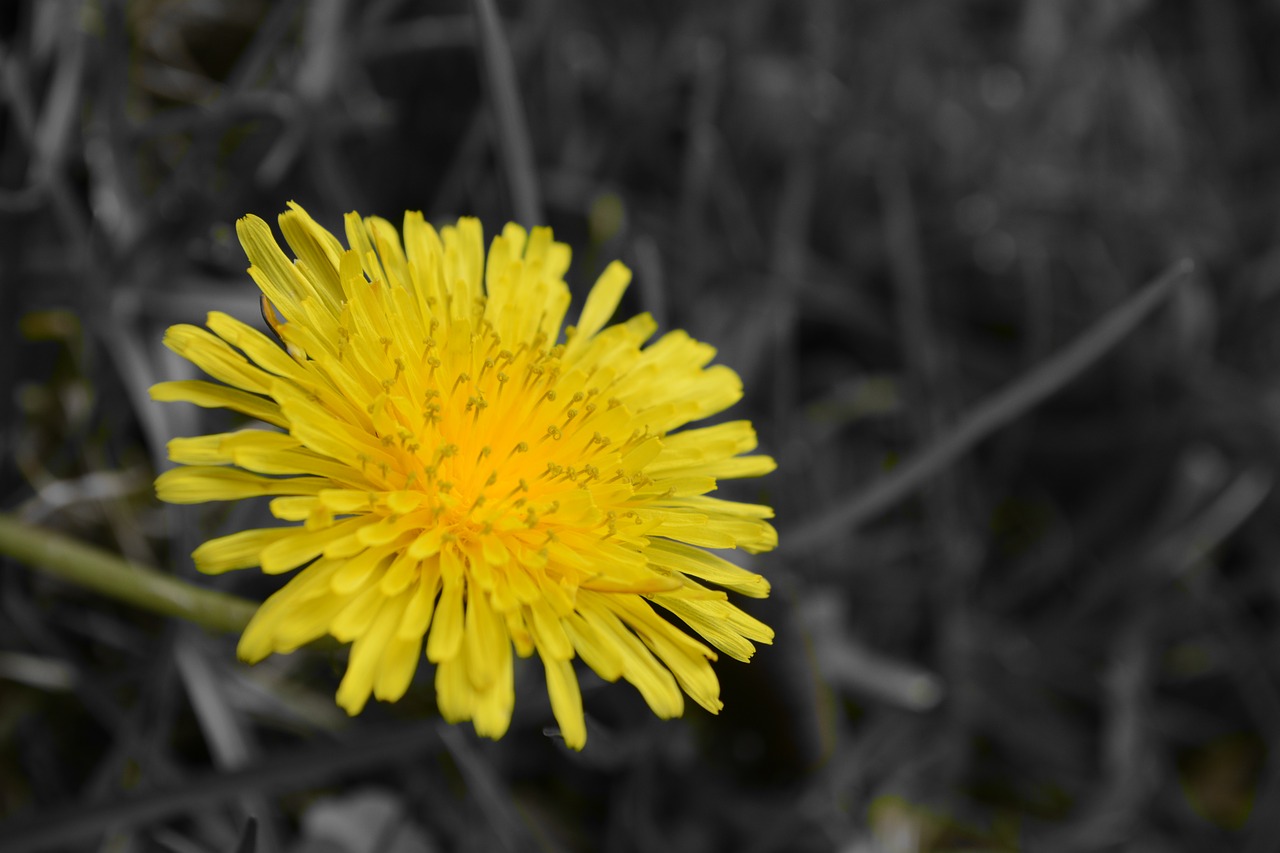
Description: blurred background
4,0,1280,850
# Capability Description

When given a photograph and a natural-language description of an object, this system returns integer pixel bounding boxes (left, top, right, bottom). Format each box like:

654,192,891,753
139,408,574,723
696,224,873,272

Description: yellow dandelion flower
153,203,776,748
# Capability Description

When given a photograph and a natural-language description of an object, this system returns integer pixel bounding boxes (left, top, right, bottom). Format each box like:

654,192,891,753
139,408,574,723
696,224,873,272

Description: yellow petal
644,538,771,598
149,380,288,429
542,655,586,750
653,420,759,464
278,202,344,308
528,597,573,661
564,611,624,682
237,558,344,660
380,550,420,596
192,527,294,574
579,595,682,719
366,216,410,289
471,632,515,740
208,310,355,408
618,603,722,714
374,632,423,703
330,584,387,642
398,563,441,641
426,560,464,662
434,655,476,723
357,510,431,546
237,215,312,321
163,325,273,395
260,516,372,575
167,434,233,466
463,591,503,690
268,496,318,522
344,211,387,287
155,466,331,504
330,543,398,593
669,455,777,480
336,592,409,714
318,489,379,513
566,260,631,358
653,594,773,662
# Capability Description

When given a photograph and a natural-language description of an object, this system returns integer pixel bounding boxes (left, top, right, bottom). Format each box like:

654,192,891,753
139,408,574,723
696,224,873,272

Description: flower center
353,308,643,566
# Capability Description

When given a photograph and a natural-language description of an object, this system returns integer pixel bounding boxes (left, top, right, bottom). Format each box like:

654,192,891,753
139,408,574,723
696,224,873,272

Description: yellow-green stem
0,513,256,634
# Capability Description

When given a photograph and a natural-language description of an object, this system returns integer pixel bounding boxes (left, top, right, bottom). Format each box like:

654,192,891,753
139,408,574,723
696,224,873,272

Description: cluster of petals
154,203,776,748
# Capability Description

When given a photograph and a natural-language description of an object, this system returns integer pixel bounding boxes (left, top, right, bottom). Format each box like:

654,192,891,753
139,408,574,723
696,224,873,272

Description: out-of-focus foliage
4,0,1280,851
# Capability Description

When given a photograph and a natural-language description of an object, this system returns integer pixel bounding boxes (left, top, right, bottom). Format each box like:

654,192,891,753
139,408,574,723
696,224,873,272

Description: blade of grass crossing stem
471,0,542,226
174,634,282,853
439,726,544,853
785,259,1195,552
231,818,257,853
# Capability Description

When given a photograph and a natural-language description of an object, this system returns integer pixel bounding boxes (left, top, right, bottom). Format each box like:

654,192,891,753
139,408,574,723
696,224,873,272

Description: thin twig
784,259,1195,553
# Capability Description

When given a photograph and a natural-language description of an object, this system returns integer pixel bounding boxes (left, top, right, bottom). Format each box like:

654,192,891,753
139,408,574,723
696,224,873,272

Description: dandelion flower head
154,203,776,748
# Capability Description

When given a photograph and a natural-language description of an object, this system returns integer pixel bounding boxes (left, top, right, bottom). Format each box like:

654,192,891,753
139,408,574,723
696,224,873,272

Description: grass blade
0,724,442,853
471,0,542,226
784,259,1196,553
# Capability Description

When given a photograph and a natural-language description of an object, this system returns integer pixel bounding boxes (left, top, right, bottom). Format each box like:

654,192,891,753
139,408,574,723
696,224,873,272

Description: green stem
0,513,257,634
